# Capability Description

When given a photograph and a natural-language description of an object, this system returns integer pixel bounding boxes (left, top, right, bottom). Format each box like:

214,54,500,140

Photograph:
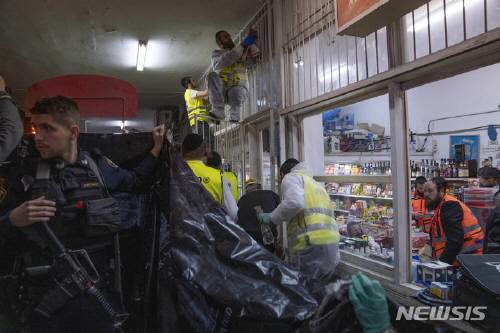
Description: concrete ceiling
0,0,263,110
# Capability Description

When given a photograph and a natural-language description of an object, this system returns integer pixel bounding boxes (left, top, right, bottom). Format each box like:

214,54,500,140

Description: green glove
348,272,390,333
257,212,272,224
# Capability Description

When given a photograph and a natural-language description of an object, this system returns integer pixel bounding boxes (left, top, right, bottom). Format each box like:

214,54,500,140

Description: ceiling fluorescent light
137,41,148,71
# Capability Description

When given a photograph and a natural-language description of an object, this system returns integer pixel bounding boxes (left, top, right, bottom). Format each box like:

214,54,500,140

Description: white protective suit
222,177,238,222
269,162,339,290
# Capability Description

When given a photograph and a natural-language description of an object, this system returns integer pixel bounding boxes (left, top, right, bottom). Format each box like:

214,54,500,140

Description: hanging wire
415,108,500,150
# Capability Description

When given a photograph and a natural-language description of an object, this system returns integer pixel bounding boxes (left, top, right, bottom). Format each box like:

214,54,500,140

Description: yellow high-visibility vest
219,61,246,87
223,171,238,201
186,160,223,204
287,171,340,253
184,89,208,127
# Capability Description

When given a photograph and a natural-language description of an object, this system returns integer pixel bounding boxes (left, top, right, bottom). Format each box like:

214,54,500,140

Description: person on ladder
181,76,210,141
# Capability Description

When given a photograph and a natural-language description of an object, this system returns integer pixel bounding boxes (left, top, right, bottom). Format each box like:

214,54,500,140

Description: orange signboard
335,0,430,36
336,0,388,30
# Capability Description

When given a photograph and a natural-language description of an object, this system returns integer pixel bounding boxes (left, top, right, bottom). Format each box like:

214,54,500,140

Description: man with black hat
181,133,237,220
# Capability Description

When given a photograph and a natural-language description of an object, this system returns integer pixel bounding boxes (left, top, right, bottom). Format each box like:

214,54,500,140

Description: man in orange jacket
424,177,484,266
412,176,432,233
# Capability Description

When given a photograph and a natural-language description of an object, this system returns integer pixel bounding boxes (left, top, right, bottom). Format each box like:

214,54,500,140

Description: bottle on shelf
434,161,440,177
453,160,459,178
416,161,422,177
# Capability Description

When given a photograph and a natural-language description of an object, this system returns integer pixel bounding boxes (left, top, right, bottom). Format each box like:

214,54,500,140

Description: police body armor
13,152,126,329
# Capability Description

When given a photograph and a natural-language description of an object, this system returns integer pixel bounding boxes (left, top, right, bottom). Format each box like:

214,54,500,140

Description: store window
406,62,500,284
282,0,389,107
403,0,500,63
303,94,398,276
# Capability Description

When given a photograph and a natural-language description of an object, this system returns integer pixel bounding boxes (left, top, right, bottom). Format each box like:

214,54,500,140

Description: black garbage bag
157,147,318,332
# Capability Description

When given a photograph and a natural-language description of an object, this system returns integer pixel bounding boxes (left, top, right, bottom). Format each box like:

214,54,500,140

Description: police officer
0,96,165,332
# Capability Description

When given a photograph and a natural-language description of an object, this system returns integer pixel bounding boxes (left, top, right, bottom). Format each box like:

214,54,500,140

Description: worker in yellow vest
206,150,238,201
207,30,256,123
257,158,340,295
181,134,238,220
181,76,210,139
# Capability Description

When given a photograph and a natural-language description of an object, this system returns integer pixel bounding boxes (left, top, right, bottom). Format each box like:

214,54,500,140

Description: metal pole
463,0,467,41
444,0,449,48
412,10,417,60
484,0,488,33
389,82,411,284
427,2,432,54
375,30,380,74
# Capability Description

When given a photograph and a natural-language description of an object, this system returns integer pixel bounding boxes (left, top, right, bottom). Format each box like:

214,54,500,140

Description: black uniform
485,204,500,254
0,92,23,161
0,149,158,332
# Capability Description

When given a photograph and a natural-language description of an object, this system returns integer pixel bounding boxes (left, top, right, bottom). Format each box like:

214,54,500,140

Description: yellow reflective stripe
188,106,207,113
303,207,334,217
291,230,340,252
288,221,337,241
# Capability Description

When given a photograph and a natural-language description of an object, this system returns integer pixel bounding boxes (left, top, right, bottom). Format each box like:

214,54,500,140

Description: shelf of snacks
324,161,392,177
410,178,478,182
322,177,395,265
325,182,393,200
315,175,392,184
331,193,393,201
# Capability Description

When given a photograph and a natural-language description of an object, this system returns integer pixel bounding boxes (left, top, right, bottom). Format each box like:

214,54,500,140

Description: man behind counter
423,177,484,266
411,176,432,233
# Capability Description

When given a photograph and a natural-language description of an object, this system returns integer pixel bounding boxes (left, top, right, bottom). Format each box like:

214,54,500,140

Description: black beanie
182,133,204,153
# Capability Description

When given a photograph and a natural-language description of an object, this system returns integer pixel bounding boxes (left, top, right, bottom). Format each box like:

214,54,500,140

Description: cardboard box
416,261,454,284
370,123,385,136
430,282,453,300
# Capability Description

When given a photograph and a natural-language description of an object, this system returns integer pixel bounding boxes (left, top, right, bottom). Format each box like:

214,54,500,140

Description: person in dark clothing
424,177,484,266
237,179,280,252
479,167,499,188
484,191,500,254
412,176,433,232
0,75,23,161
0,96,165,332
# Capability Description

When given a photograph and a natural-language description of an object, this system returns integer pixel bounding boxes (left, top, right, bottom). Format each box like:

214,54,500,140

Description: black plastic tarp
158,148,318,329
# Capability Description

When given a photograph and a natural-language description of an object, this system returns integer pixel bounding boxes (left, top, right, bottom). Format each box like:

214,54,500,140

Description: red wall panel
24,74,137,118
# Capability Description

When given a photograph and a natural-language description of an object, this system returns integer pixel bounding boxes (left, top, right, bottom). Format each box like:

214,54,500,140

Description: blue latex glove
257,212,272,224
242,35,256,47
348,272,390,333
